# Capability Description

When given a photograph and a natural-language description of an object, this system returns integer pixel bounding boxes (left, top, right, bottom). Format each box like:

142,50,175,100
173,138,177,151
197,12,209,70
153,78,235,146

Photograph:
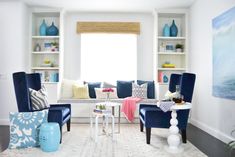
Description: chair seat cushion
50,107,70,118
140,106,160,117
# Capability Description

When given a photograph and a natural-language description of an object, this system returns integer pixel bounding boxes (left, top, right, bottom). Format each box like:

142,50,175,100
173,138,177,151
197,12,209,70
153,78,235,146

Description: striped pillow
29,85,49,110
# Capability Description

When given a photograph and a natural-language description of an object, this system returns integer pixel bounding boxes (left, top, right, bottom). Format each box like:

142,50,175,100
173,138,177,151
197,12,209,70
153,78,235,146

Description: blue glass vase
163,24,170,37
46,22,59,36
39,19,47,36
170,20,178,37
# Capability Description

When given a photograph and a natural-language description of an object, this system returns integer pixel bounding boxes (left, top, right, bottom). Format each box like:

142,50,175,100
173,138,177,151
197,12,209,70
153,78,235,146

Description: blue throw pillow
8,110,48,149
86,82,101,98
117,80,134,98
137,80,155,99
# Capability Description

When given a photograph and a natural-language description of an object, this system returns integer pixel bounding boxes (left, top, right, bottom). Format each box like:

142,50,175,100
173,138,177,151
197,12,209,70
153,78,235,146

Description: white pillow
95,88,118,99
101,82,116,88
132,83,148,99
61,79,83,98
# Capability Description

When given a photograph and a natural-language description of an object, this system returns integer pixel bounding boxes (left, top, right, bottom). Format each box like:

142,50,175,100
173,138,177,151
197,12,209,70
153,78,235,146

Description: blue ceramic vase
46,22,59,36
39,19,47,36
163,24,170,37
170,20,178,37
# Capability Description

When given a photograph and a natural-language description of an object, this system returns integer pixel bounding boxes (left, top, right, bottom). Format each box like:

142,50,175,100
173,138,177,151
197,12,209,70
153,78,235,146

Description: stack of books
162,63,175,68
93,109,112,114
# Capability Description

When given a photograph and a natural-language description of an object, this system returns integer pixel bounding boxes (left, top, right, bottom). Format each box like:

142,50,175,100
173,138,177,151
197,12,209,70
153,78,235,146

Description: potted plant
227,141,235,156
50,42,59,51
175,44,184,52
227,129,235,156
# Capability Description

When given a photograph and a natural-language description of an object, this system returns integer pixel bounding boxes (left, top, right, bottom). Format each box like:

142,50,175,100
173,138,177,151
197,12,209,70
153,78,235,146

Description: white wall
189,0,235,143
0,1,29,124
64,12,154,81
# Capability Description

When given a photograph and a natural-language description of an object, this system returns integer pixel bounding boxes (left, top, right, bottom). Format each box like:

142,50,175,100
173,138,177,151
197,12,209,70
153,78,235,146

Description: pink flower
102,88,114,93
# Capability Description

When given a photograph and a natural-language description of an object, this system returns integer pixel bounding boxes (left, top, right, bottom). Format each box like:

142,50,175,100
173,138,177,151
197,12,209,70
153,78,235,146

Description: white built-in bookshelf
30,10,63,84
153,9,188,99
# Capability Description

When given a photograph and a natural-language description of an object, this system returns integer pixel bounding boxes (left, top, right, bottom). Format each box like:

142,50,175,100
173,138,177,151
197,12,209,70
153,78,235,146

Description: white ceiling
20,0,195,12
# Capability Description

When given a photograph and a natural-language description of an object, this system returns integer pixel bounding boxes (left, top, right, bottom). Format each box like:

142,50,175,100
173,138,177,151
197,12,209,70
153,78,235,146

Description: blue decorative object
46,22,59,36
170,20,178,37
163,24,170,37
39,19,47,36
166,44,174,51
163,75,168,83
8,110,48,149
39,123,60,152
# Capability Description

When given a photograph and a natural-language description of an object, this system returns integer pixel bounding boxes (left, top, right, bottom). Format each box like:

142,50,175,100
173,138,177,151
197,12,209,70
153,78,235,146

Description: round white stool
90,112,115,143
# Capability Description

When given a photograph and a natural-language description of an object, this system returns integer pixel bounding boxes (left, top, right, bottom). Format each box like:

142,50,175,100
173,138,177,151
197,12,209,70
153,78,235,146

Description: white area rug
1,124,207,157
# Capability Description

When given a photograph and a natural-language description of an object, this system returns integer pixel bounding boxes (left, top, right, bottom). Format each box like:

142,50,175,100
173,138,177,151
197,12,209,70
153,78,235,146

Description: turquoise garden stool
39,123,60,152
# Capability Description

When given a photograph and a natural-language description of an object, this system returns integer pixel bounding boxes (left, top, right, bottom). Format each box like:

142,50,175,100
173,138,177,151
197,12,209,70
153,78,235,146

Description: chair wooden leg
140,120,144,132
67,119,71,132
146,127,151,144
60,126,62,144
181,129,187,143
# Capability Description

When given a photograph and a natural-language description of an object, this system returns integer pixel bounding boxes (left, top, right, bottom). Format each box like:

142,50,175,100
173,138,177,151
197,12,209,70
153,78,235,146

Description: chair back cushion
169,73,196,103
169,74,182,93
13,72,42,112
180,73,196,103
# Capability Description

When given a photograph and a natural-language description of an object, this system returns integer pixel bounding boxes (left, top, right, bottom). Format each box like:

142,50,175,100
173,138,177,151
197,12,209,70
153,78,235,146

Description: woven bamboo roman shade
77,22,140,34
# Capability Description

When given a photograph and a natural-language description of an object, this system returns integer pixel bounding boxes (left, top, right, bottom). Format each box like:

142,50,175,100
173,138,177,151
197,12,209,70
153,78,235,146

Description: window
81,33,137,83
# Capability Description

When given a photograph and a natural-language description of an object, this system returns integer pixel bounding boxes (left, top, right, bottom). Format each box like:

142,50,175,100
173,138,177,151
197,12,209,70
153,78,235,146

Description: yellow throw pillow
72,84,90,99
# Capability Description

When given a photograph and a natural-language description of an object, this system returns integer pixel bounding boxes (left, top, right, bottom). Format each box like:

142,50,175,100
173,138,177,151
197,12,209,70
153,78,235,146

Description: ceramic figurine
163,75,168,83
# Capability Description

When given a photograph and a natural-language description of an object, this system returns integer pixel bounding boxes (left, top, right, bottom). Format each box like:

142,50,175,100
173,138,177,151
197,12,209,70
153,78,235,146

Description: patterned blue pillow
8,110,48,149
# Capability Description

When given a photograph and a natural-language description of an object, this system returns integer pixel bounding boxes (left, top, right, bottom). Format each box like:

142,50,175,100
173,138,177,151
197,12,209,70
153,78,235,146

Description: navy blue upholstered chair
139,73,196,144
12,72,71,143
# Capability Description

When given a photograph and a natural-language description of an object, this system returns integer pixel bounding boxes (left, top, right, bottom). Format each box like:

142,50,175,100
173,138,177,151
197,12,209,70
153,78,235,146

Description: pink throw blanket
121,97,142,122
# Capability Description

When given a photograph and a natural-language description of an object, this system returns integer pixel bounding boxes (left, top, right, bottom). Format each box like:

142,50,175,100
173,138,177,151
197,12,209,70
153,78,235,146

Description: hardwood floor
0,124,233,156
0,126,9,152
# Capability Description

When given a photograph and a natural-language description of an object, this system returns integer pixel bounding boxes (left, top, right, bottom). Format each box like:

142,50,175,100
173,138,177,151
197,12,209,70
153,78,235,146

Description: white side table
96,102,121,133
90,111,115,143
165,102,192,153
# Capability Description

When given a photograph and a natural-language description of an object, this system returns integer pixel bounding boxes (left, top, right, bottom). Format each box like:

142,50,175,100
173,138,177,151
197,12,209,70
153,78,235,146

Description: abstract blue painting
212,6,235,100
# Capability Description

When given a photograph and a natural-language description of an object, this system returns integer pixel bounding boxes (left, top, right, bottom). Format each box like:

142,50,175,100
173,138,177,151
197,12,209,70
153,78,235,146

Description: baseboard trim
190,118,233,143
0,119,9,125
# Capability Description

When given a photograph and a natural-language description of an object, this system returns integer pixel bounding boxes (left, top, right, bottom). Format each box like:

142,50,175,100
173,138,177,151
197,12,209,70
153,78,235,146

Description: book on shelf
93,109,112,114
